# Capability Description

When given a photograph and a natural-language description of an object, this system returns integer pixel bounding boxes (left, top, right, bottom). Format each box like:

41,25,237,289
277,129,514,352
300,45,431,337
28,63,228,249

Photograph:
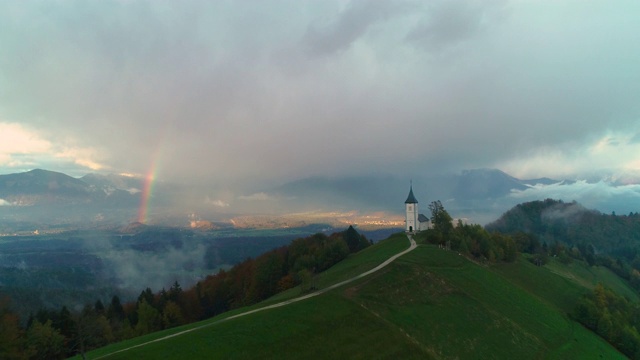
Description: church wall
405,202,418,232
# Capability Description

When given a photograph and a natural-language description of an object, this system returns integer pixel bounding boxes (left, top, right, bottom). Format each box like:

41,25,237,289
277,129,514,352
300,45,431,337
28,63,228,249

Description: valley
0,224,397,321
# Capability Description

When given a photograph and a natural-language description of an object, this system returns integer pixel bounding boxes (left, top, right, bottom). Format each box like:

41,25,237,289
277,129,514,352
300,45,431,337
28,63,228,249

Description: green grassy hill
84,233,627,359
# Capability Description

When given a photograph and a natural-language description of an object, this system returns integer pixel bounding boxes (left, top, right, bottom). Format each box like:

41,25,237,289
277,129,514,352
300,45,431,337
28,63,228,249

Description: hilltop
486,198,640,255
486,199,640,291
84,233,627,359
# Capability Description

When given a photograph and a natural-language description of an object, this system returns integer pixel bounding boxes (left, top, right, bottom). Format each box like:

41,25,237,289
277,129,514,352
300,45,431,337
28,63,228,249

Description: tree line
574,284,640,358
0,226,370,359
418,200,518,263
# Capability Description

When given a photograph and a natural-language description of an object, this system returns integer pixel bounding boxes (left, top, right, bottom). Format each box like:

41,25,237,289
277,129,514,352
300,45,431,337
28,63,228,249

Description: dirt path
95,234,417,359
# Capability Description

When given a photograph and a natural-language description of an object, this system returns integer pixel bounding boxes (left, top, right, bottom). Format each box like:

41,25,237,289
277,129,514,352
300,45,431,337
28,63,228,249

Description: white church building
405,184,430,233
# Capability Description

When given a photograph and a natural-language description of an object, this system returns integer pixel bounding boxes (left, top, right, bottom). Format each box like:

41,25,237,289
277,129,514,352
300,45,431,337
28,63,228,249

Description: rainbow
137,157,159,224
136,123,170,224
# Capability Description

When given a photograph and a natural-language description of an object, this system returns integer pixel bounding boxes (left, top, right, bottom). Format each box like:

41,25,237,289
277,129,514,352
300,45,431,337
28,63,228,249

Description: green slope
86,234,627,359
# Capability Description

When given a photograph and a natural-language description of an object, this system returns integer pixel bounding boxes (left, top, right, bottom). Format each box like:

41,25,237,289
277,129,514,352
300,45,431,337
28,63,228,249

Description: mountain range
0,169,140,206
1,168,639,229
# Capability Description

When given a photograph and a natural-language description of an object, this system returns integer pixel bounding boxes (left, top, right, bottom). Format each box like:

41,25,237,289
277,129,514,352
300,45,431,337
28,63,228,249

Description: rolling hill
84,233,627,359
486,199,640,249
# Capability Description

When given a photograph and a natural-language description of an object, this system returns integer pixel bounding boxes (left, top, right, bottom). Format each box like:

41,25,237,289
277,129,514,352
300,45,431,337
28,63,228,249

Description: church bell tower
405,183,418,233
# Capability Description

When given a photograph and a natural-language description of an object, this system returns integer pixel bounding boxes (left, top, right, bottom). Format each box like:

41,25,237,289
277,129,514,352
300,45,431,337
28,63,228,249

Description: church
405,184,430,233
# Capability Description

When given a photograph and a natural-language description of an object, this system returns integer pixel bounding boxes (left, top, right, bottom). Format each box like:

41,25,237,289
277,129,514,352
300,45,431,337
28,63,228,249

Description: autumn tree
0,297,24,360
250,251,285,301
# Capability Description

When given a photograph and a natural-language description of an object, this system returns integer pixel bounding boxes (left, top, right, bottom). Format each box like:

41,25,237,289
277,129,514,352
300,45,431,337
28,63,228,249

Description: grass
349,246,624,359
543,257,639,301
94,293,429,360
262,232,411,304
85,235,628,359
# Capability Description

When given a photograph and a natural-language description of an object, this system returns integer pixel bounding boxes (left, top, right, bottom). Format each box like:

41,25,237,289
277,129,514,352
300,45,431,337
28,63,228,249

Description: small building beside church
405,184,430,233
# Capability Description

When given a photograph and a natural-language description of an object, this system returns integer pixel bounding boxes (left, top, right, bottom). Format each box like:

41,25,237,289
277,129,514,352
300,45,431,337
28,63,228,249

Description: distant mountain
3,167,639,229
0,169,140,206
453,168,528,199
271,175,405,211
0,169,94,205
271,169,563,211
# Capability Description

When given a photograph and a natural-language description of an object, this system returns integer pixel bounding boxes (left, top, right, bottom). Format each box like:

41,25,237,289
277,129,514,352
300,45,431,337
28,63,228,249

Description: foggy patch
204,197,229,207
509,181,640,215
100,244,207,292
541,202,589,222
238,192,274,201
80,232,209,293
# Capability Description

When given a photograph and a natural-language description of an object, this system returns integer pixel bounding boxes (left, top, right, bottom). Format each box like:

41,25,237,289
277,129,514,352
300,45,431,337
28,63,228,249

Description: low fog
82,233,209,293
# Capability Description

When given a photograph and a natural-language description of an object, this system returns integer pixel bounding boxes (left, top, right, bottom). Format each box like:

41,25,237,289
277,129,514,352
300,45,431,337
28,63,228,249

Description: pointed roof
405,185,418,204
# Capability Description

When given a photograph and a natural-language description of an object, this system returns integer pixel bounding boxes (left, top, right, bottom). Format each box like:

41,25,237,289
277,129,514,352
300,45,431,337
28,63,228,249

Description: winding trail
95,234,417,359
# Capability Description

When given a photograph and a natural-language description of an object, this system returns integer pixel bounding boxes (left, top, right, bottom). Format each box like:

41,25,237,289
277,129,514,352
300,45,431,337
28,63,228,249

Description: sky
1,0,640,191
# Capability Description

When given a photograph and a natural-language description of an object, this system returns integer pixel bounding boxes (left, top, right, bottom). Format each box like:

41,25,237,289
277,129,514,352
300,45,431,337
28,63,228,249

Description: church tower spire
405,182,418,233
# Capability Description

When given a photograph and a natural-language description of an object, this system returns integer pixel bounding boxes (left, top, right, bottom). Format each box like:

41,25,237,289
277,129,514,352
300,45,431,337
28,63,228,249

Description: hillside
485,199,640,286
85,233,625,359
486,199,640,254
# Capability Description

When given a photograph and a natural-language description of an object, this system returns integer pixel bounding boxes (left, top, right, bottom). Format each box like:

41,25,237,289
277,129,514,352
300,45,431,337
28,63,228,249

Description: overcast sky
1,0,639,189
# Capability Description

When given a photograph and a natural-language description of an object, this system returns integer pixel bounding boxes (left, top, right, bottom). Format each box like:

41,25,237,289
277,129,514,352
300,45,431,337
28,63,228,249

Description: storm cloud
1,0,639,190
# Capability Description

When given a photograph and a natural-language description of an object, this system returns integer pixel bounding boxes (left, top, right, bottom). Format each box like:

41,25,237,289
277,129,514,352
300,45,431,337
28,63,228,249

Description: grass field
85,234,628,359
354,247,624,359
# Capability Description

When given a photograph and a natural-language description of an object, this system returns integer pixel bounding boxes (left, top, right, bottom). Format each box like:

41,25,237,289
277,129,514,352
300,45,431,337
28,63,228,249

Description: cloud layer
1,0,639,188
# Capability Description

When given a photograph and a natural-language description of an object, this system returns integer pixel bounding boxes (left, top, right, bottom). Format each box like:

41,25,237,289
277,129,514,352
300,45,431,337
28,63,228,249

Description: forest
486,199,640,290
0,226,370,359
0,225,334,322
487,199,640,357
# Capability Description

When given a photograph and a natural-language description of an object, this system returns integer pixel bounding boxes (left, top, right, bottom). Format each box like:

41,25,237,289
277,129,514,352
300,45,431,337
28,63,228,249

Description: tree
168,281,183,303
56,306,75,356
297,269,314,293
318,236,349,271
277,274,296,292
26,320,65,360
161,301,185,329
429,200,453,238
250,252,285,301
459,238,470,254
135,299,161,335
137,288,155,309
107,295,125,322
343,225,362,253
73,305,113,360
94,300,105,315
